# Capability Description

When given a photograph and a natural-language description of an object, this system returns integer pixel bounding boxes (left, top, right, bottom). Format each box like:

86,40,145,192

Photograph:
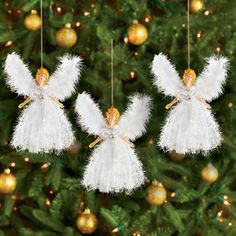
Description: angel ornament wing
75,92,151,193
4,53,82,154
151,53,229,154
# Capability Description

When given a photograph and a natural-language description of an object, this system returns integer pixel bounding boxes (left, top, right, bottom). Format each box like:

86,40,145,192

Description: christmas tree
0,0,236,235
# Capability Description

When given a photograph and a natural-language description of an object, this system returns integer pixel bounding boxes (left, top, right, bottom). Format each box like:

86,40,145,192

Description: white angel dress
4,53,82,154
151,53,229,154
75,92,151,193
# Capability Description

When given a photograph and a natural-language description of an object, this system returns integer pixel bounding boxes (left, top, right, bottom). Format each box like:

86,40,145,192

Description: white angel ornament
4,53,82,154
151,53,229,154
75,92,151,193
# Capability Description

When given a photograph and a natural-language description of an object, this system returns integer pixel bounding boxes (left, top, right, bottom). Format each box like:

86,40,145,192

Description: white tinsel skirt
11,98,74,153
159,99,222,154
82,137,145,193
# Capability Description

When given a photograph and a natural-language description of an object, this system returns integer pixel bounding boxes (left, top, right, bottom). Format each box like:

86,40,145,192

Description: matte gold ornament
56,23,77,48
168,151,185,161
146,181,167,205
24,10,42,31
190,0,204,13
128,21,148,45
0,169,17,194
201,163,219,183
76,208,98,234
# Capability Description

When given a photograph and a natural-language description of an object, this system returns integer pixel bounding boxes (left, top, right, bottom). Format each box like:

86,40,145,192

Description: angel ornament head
35,67,49,88
152,53,229,154
105,107,120,127
75,92,151,193
183,68,196,88
4,53,82,154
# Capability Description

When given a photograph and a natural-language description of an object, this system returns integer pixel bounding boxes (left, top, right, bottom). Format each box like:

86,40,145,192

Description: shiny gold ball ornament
190,0,204,13
76,208,98,234
146,181,167,205
127,21,148,45
168,151,185,161
24,10,42,31
201,163,219,183
0,169,17,194
56,23,77,48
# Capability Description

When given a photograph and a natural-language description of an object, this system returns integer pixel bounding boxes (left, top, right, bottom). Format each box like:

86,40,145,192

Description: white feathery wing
4,52,36,96
151,53,182,97
195,56,229,102
75,92,107,136
47,54,82,101
119,94,152,141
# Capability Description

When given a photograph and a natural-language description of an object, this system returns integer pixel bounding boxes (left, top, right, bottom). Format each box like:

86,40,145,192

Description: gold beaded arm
121,136,135,148
18,97,31,109
49,96,64,108
197,96,211,109
89,137,102,148
165,97,178,109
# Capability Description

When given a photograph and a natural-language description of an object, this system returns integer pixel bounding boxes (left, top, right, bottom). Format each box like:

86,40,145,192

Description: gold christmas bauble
76,209,98,234
146,181,167,205
24,10,42,31
0,169,17,194
128,21,148,45
201,163,218,183
190,0,204,13
168,151,185,161
56,23,77,48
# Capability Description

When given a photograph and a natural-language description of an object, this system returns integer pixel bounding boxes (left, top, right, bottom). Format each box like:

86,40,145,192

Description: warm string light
130,71,136,79
16,8,22,14
5,40,13,47
49,189,54,194
144,15,152,23
216,209,223,221
204,10,210,16
91,3,96,8
24,157,29,162
148,138,154,144
11,194,17,200
41,163,50,169
56,6,62,14
171,192,176,197
228,102,233,108
45,198,51,206
223,195,230,206
112,225,123,233
10,162,16,167
216,47,221,54
197,31,202,38
84,11,91,16
75,20,81,27
123,37,129,44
